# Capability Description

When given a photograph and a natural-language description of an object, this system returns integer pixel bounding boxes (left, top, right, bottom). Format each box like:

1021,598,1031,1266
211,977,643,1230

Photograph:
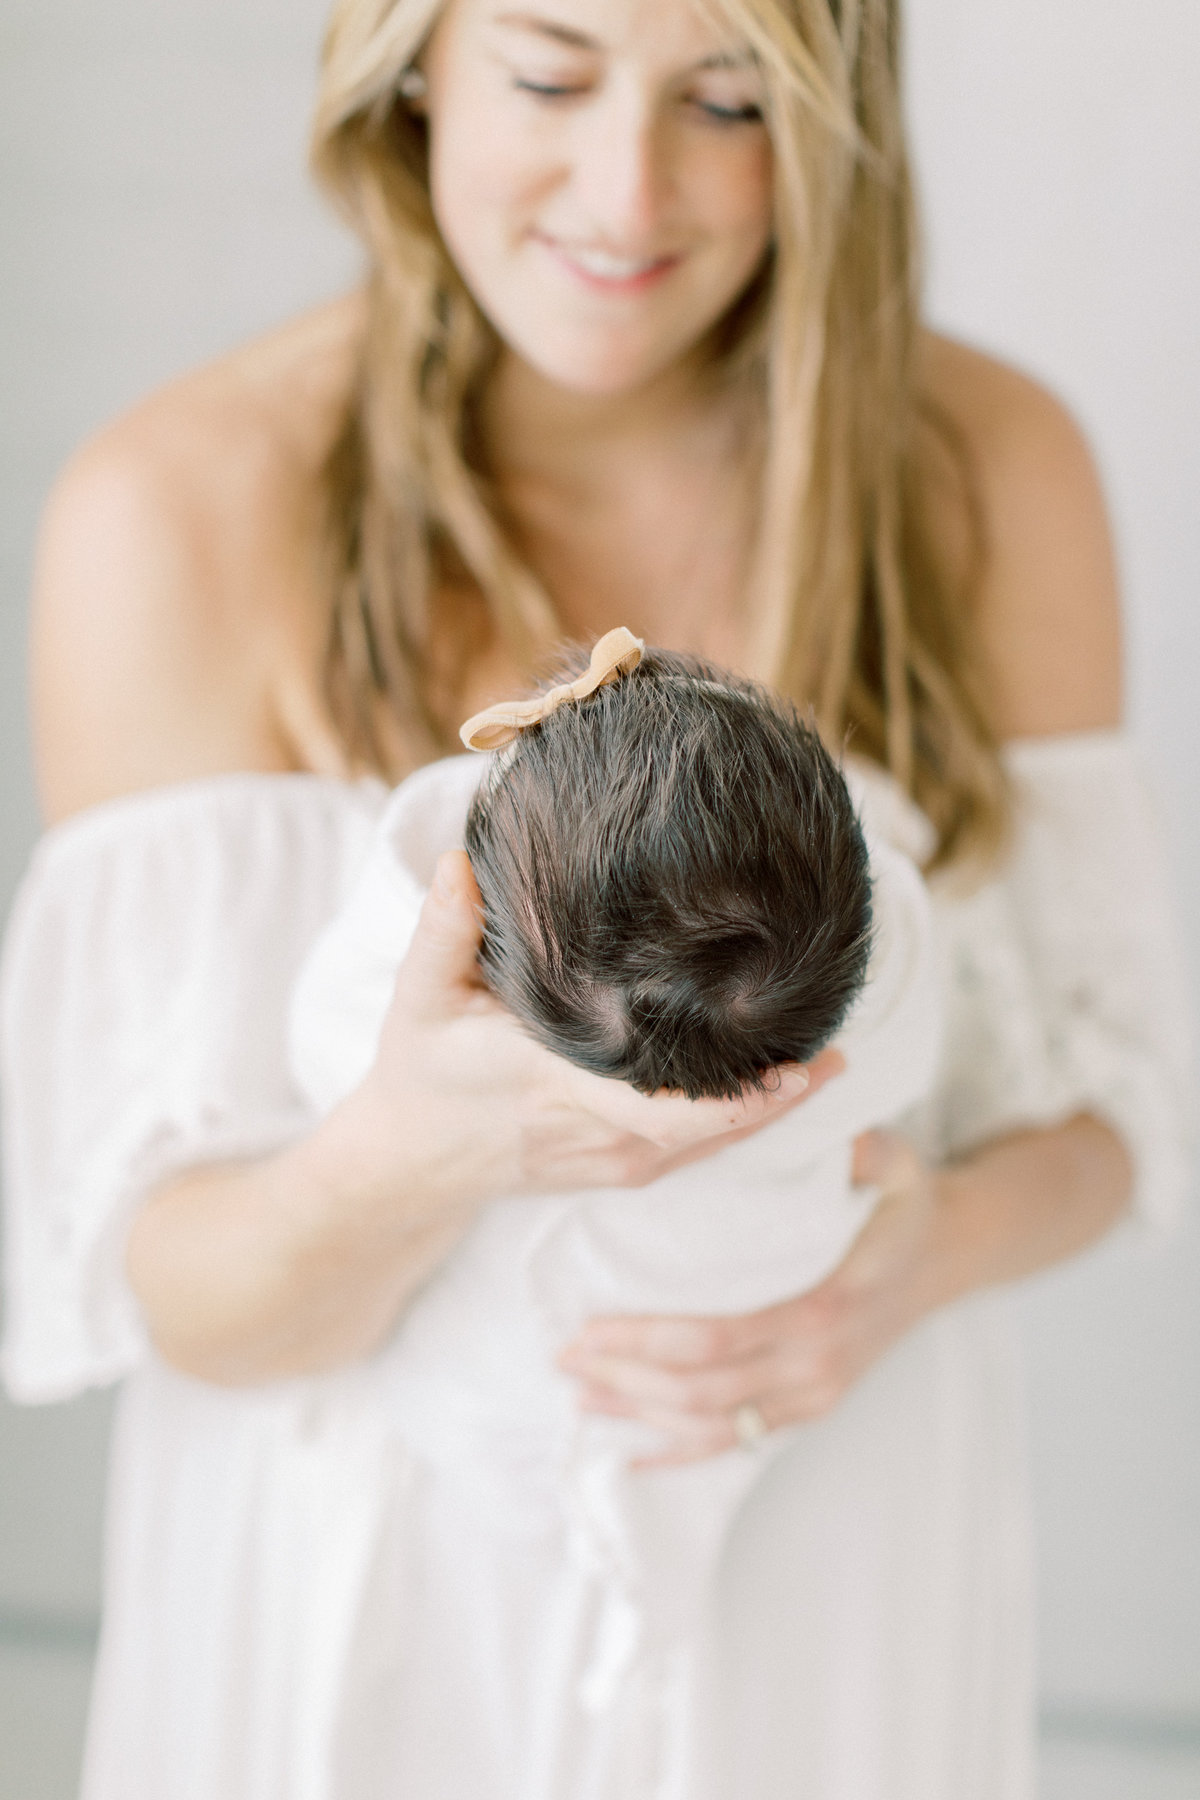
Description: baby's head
464,643,872,1101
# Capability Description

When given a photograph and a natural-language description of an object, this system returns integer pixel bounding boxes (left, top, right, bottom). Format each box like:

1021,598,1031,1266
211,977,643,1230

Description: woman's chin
507,334,705,406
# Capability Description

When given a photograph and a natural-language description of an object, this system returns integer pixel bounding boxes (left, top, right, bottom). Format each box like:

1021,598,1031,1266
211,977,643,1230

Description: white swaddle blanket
288,751,941,1710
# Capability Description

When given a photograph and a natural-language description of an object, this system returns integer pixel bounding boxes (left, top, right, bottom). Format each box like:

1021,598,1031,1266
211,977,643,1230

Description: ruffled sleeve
0,775,386,1403
929,731,1195,1233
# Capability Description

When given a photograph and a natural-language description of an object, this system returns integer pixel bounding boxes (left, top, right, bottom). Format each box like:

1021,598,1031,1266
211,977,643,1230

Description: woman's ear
397,65,428,112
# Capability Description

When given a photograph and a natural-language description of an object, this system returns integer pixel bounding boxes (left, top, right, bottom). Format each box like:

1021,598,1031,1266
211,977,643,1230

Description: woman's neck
483,347,746,500
479,350,764,658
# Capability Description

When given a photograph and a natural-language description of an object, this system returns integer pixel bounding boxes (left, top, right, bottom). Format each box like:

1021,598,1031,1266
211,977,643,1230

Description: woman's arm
124,852,831,1385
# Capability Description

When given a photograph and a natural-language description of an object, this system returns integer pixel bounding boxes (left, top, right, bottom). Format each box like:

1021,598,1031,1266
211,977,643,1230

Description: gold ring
732,1402,769,1449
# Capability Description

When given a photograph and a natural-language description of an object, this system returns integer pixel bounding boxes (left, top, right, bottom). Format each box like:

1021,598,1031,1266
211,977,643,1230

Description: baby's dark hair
464,647,873,1101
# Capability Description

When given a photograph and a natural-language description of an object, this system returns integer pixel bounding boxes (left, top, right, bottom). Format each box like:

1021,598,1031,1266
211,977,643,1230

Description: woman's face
421,0,774,397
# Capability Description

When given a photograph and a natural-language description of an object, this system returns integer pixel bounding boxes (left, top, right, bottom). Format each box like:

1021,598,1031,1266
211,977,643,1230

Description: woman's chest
501,443,760,664
266,488,759,778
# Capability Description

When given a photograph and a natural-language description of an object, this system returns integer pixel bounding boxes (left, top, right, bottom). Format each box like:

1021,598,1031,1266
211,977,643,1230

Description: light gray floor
0,1643,93,1800
1040,1738,1200,1800
4,1639,1200,1800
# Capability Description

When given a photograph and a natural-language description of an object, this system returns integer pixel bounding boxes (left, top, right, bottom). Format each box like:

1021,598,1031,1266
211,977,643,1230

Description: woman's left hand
556,1130,948,1467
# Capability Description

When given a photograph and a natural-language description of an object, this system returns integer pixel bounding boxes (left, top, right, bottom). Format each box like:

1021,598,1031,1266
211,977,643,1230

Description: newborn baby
288,629,940,1714
463,632,873,1099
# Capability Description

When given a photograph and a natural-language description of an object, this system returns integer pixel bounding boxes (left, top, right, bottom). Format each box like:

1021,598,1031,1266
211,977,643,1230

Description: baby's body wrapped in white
1,733,1192,1800
286,751,941,1731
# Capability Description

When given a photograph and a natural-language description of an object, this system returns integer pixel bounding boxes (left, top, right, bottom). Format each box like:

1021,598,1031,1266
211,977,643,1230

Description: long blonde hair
311,0,1008,869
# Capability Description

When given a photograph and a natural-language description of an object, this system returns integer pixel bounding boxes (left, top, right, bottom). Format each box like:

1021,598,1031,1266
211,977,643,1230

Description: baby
462,630,873,1099
287,628,940,1715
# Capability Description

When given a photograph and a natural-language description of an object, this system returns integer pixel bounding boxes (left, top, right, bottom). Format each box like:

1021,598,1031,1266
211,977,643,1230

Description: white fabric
0,775,387,1403
285,751,942,1729
0,731,1192,1800
923,734,1195,1230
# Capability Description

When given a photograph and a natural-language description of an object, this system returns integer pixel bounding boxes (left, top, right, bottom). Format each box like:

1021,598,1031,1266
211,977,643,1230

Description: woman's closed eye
686,71,766,127
690,96,763,125
514,79,759,125
512,75,589,100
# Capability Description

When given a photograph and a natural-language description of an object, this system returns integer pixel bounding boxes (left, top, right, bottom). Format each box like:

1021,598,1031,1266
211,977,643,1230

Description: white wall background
0,3,1197,1796
904,5,1200,1780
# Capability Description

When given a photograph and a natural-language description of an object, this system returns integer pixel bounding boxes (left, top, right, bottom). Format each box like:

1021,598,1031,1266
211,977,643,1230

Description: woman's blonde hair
311,0,1008,869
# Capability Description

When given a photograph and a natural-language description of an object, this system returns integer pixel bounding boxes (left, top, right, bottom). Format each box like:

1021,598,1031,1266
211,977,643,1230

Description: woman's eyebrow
693,50,758,72
490,13,757,69
491,12,601,51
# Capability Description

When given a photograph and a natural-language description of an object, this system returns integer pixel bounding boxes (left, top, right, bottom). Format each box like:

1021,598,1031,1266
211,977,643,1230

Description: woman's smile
532,232,683,294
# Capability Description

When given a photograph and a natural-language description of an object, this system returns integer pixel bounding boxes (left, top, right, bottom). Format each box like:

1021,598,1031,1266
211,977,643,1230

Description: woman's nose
570,91,674,248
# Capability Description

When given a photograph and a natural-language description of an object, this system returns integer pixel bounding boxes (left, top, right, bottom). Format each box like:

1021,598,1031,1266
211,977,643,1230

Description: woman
1,0,1190,1795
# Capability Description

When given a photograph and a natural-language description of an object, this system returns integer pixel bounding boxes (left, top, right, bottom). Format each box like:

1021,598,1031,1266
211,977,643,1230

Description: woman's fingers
561,1343,778,1415
572,1345,850,1462
568,1304,780,1366
390,849,488,1019
574,1359,845,1469
851,1126,922,1190
567,1067,807,1150
567,1044,846,1155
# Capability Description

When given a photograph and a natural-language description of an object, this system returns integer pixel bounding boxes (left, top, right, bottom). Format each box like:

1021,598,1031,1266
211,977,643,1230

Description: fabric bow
459,627,645,753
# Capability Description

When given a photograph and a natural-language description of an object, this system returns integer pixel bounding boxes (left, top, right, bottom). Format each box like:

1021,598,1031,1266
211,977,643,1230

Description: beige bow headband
459,627,645,753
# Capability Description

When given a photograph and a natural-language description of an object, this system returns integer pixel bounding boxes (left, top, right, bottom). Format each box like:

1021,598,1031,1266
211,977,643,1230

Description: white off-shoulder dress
0,732,1192,1800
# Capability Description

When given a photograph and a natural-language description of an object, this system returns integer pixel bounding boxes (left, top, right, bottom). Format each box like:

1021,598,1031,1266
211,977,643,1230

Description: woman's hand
556,1130,945,1467
128,849,843,1387
346,848,845,1221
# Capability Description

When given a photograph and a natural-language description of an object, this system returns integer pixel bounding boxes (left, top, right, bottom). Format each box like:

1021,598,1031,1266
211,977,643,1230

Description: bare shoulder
919,331,1123,739
32,294,365,822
